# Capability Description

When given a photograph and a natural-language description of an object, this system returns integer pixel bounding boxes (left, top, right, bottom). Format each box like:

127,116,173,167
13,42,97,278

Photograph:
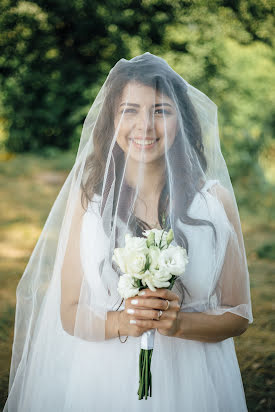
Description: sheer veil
4,52,253,411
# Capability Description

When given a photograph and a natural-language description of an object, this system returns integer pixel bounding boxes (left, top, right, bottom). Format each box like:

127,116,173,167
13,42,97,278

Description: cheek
114,116,132,134
114,121,132,150
167,117,178,133
157,118,177,141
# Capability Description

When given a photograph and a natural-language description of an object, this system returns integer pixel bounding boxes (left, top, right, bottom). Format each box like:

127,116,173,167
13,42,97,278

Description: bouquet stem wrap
138,330,155,399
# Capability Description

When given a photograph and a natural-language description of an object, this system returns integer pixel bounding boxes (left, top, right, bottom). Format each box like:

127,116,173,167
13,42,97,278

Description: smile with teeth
130,138,160,146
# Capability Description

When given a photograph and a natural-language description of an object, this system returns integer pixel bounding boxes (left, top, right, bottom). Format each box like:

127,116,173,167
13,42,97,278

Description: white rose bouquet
112,224,188,400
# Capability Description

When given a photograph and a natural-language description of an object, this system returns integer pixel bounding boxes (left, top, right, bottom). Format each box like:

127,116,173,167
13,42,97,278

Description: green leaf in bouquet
142,252,150,271
146,231,155,248
166,228,174,246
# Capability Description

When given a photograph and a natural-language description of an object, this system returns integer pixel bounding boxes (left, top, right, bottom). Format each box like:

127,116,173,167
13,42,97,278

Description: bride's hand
118,296,158,337
119,288,181,338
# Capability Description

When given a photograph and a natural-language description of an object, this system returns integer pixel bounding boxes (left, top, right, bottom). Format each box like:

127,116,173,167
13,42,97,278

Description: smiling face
114,81,178,164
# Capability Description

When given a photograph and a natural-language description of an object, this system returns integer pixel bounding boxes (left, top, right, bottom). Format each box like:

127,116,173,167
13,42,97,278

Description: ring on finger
164,299,170,310
157,310,163,320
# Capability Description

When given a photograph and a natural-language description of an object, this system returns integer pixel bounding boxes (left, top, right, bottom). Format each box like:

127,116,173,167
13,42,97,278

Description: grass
0,152,274,410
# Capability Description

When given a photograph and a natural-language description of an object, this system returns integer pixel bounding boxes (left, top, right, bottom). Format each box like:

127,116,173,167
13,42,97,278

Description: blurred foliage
0,0,180,151
0,1,274,177
257,243,275,260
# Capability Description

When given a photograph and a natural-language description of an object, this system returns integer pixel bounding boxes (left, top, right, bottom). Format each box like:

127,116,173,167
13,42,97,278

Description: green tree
0,0,179,151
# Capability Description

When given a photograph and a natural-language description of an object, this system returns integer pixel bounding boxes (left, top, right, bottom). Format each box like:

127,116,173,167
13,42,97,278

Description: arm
60,189,85,335
60,190,150,341
122,288,249,343
62,304,121,340
105,311,121,340
173,183,249,343
174,311,248,342
60,190,120,341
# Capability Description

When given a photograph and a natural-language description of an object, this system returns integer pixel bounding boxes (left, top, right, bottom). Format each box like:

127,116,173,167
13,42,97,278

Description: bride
4,52,253,411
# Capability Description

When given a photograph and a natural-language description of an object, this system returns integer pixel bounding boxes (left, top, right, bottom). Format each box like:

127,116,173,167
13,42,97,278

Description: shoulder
208,181,233,203
207,181,239,227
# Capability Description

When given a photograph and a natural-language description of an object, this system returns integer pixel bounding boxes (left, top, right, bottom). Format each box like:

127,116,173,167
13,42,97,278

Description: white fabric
3,52,253,411
6,179,247,411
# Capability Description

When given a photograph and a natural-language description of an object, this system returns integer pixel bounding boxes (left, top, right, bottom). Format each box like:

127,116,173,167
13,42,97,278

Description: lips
129,137,160,150
132,137,158,140
129,138,160,142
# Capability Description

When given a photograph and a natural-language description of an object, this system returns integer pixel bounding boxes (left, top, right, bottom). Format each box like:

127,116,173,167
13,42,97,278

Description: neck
125,156,166,200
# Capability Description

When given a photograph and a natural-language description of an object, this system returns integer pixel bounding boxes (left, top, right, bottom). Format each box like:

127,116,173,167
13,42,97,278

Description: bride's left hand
128,288,181,337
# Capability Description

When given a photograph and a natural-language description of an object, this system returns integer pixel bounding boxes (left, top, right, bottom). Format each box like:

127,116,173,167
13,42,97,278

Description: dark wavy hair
80,53,217,306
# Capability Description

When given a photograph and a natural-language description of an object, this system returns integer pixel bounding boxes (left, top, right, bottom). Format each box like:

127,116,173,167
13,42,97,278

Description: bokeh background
0,1,274,410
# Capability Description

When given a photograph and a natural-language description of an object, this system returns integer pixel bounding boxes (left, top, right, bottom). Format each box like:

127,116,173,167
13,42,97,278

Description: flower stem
138,349,153,400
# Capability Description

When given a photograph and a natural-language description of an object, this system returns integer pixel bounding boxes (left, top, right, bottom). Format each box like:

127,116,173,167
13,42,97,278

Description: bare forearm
175,311,248,342
61,304,121,341
105,311,121,340
60,304,78,336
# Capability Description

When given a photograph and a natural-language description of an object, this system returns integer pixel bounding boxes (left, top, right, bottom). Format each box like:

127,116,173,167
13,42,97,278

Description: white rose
124,233,148,254
140,269,157,292
158,246,188,276
112,247,128,273
151,267,172,288
117,273,139,299
126,250,147,275
113,248,147,275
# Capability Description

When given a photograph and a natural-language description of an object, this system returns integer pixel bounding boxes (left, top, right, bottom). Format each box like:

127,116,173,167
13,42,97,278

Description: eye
155,109,171,115
121,108,137,113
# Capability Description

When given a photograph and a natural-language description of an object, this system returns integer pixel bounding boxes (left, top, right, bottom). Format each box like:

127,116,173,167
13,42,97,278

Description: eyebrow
119,102,174,109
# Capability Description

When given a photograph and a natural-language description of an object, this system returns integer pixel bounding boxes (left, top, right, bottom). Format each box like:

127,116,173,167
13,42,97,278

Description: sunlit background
0,1,274,410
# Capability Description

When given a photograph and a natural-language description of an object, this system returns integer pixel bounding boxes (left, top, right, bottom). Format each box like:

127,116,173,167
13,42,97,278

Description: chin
129,152,163,164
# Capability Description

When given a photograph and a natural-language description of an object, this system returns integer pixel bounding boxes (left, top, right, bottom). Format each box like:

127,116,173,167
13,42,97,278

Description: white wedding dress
8,179,248,412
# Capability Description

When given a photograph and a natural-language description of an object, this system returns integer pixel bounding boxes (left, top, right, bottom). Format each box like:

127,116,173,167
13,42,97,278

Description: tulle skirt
6,315,248,412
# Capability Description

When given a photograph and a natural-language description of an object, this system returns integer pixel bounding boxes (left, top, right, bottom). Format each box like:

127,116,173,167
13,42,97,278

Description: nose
135,108,154,134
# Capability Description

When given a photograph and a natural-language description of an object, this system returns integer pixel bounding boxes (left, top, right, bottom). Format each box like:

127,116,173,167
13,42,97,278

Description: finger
129,297,170,311
131,319,162,329
126,308,163,320
138,288,180,303
130,308,178,322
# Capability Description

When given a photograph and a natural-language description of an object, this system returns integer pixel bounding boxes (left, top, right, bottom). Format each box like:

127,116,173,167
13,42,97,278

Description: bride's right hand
118,295,158,337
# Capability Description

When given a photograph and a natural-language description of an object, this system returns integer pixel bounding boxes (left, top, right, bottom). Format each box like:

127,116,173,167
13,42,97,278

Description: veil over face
4,52,253,411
